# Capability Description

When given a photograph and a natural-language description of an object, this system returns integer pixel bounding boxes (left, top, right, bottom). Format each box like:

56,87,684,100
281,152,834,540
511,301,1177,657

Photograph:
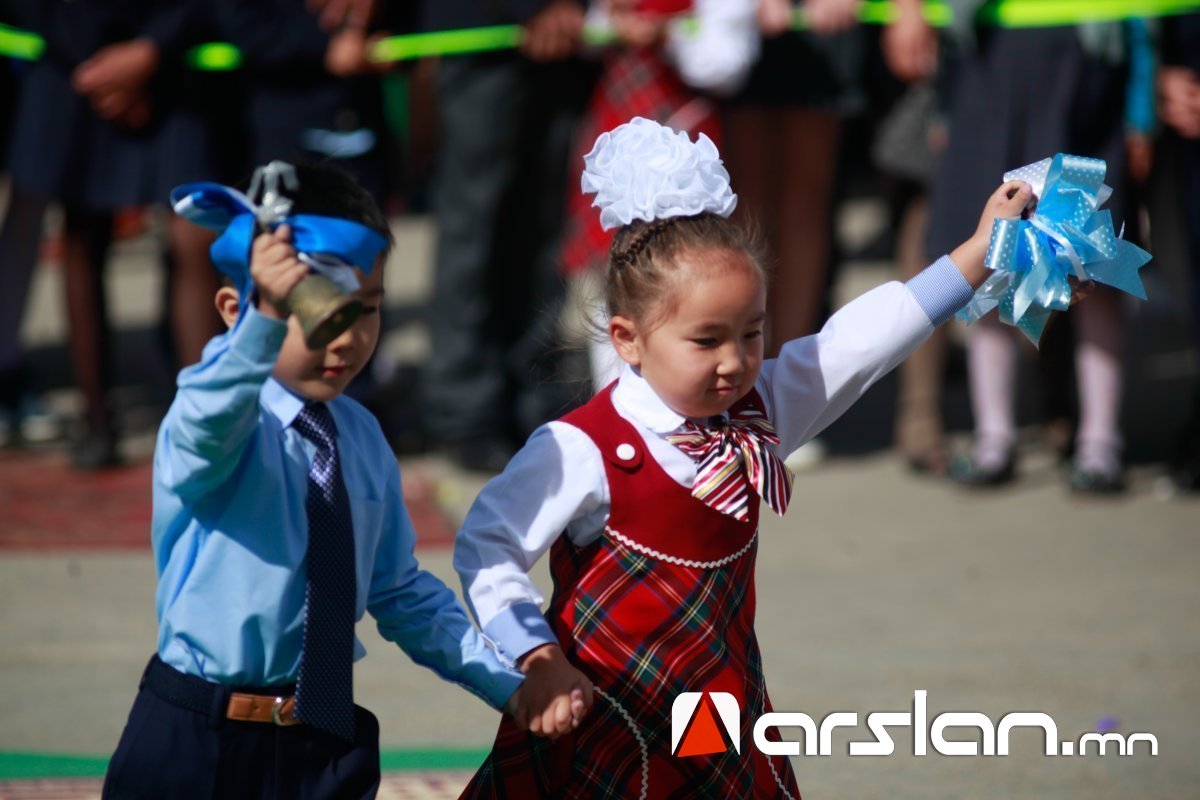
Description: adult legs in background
62,205,117,468
496,61,592,440
165,214,221,368
1172,135,1200,490
424,56,522,470
951,315,1018,485
1070,287,1126,491
893,194,949,474
0,186,56,444
725,106,840,355
725,104,839,471
424,55,591,471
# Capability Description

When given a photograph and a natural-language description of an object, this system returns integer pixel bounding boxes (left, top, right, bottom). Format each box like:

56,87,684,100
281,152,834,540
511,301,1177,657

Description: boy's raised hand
950,180,1035,288
250,225,308,320
510,644,594,738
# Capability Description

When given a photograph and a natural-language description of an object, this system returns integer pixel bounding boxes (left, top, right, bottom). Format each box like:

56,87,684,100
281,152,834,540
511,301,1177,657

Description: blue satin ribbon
169,182,389,308
956,154,1152,344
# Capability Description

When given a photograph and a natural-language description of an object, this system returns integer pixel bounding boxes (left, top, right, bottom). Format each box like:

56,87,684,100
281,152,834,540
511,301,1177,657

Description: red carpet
0,451,457,551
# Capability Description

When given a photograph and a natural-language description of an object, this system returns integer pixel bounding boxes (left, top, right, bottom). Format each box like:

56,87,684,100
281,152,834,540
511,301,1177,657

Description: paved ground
1,196,1198,798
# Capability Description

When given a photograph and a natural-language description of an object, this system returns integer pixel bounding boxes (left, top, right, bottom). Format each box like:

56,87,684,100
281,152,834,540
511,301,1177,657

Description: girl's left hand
758,0,794,37
307,0,376,33
325,28,391,76
1125,132,1154,186
72,39,160,101
881,1,937,82
95,90,153,130
1158,66,1200,139
805,0,860,35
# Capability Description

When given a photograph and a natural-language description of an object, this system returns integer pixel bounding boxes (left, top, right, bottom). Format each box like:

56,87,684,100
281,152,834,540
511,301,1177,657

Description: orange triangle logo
676,695,731,757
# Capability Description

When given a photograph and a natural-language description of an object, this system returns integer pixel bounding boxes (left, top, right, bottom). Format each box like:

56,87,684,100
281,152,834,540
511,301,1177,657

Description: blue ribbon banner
956,154,1151,344
169,182,388,310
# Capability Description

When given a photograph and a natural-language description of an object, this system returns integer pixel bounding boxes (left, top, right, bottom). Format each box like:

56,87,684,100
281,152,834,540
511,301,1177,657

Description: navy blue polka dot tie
292,403,357,741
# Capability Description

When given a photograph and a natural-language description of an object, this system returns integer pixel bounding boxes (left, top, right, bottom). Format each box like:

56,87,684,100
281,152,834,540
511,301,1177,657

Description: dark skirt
6,60,233,210
926,27,1130,257
729,28,867,114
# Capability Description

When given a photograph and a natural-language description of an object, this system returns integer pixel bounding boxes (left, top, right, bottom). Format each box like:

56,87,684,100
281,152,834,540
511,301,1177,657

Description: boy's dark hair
249,162,394,252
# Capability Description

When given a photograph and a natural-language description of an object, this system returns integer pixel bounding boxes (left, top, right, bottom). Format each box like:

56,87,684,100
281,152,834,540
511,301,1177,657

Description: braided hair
606,212,767,326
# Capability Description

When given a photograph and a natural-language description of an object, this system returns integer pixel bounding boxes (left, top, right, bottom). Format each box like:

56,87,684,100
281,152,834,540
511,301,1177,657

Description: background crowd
0,0,1198,497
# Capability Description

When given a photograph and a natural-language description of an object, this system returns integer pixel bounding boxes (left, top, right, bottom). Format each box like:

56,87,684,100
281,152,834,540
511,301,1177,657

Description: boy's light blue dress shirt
152,306,522,710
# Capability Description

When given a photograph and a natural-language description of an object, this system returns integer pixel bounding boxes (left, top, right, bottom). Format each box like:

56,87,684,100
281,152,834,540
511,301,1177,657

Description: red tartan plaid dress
460,385,801,799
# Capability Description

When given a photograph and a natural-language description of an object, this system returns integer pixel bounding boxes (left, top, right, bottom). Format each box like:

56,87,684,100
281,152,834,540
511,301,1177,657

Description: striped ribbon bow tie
667,408,794,521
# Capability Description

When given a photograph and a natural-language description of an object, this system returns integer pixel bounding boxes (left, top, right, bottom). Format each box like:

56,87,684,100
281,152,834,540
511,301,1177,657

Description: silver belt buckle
271,696,292,726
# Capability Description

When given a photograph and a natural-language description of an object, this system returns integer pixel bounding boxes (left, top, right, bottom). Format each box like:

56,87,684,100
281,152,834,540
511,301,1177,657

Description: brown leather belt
142,655,302,727
226,692,300,726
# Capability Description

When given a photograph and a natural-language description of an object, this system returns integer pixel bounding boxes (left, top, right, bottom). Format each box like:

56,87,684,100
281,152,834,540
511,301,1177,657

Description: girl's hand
521,0,585,63
1125,132,1154,186
250,225,307,320
89,87,152,129
307,0,375,33
512,644,594,738
804,0,860,35
757,0,793,37
881,0,936,82
1158,66,1200,140
72,39,159,102
325,28,378,76
950,180,1035,288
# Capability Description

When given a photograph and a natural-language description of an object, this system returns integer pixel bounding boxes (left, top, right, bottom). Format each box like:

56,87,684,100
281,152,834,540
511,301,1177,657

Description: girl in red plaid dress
454,118,1034,798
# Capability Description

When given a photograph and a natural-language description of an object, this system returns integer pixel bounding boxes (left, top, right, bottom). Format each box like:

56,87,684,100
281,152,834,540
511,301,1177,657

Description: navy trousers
102,657,380,800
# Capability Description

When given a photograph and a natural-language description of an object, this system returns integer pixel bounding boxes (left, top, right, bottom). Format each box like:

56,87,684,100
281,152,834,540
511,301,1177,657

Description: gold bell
279,272,363,350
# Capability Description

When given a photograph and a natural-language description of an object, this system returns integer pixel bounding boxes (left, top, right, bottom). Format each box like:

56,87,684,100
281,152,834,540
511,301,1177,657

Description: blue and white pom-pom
959,154,1152,345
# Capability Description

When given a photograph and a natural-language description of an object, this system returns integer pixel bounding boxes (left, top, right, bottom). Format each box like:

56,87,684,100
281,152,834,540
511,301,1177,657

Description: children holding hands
103,164,554,799
103,116,1032,797
454,117,1031,797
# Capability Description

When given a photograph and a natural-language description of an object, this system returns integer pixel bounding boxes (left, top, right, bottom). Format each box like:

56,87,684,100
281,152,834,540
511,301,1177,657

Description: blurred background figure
1,1,58,448
419,0,598,472
4,0,230,468
875,0,948,475
724,0,868,470
926,5,1156,494
1159,11,1200,491
214,0,410,418
726,0,866,352
216,0,398,204
559,0,760,391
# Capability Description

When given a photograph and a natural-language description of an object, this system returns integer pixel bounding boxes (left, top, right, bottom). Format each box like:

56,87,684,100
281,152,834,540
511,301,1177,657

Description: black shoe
70,429,121,470
949,451,1016,487
1170,457,1200,493
443,438,516,474
1067,464,1125,495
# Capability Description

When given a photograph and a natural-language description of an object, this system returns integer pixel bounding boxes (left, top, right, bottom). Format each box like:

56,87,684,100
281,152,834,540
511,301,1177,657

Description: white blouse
453,257,973,665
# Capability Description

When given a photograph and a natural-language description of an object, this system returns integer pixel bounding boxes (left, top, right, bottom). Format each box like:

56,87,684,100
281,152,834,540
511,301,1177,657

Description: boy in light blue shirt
104,164,527,799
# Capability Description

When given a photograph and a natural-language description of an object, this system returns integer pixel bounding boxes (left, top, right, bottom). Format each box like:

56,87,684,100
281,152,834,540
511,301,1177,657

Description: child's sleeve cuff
228,305,288,364
905,255,976,327
483,602,558,667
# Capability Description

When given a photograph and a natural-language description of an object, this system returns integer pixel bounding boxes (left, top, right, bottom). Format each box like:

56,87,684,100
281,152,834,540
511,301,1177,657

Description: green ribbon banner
2,0,1199,69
